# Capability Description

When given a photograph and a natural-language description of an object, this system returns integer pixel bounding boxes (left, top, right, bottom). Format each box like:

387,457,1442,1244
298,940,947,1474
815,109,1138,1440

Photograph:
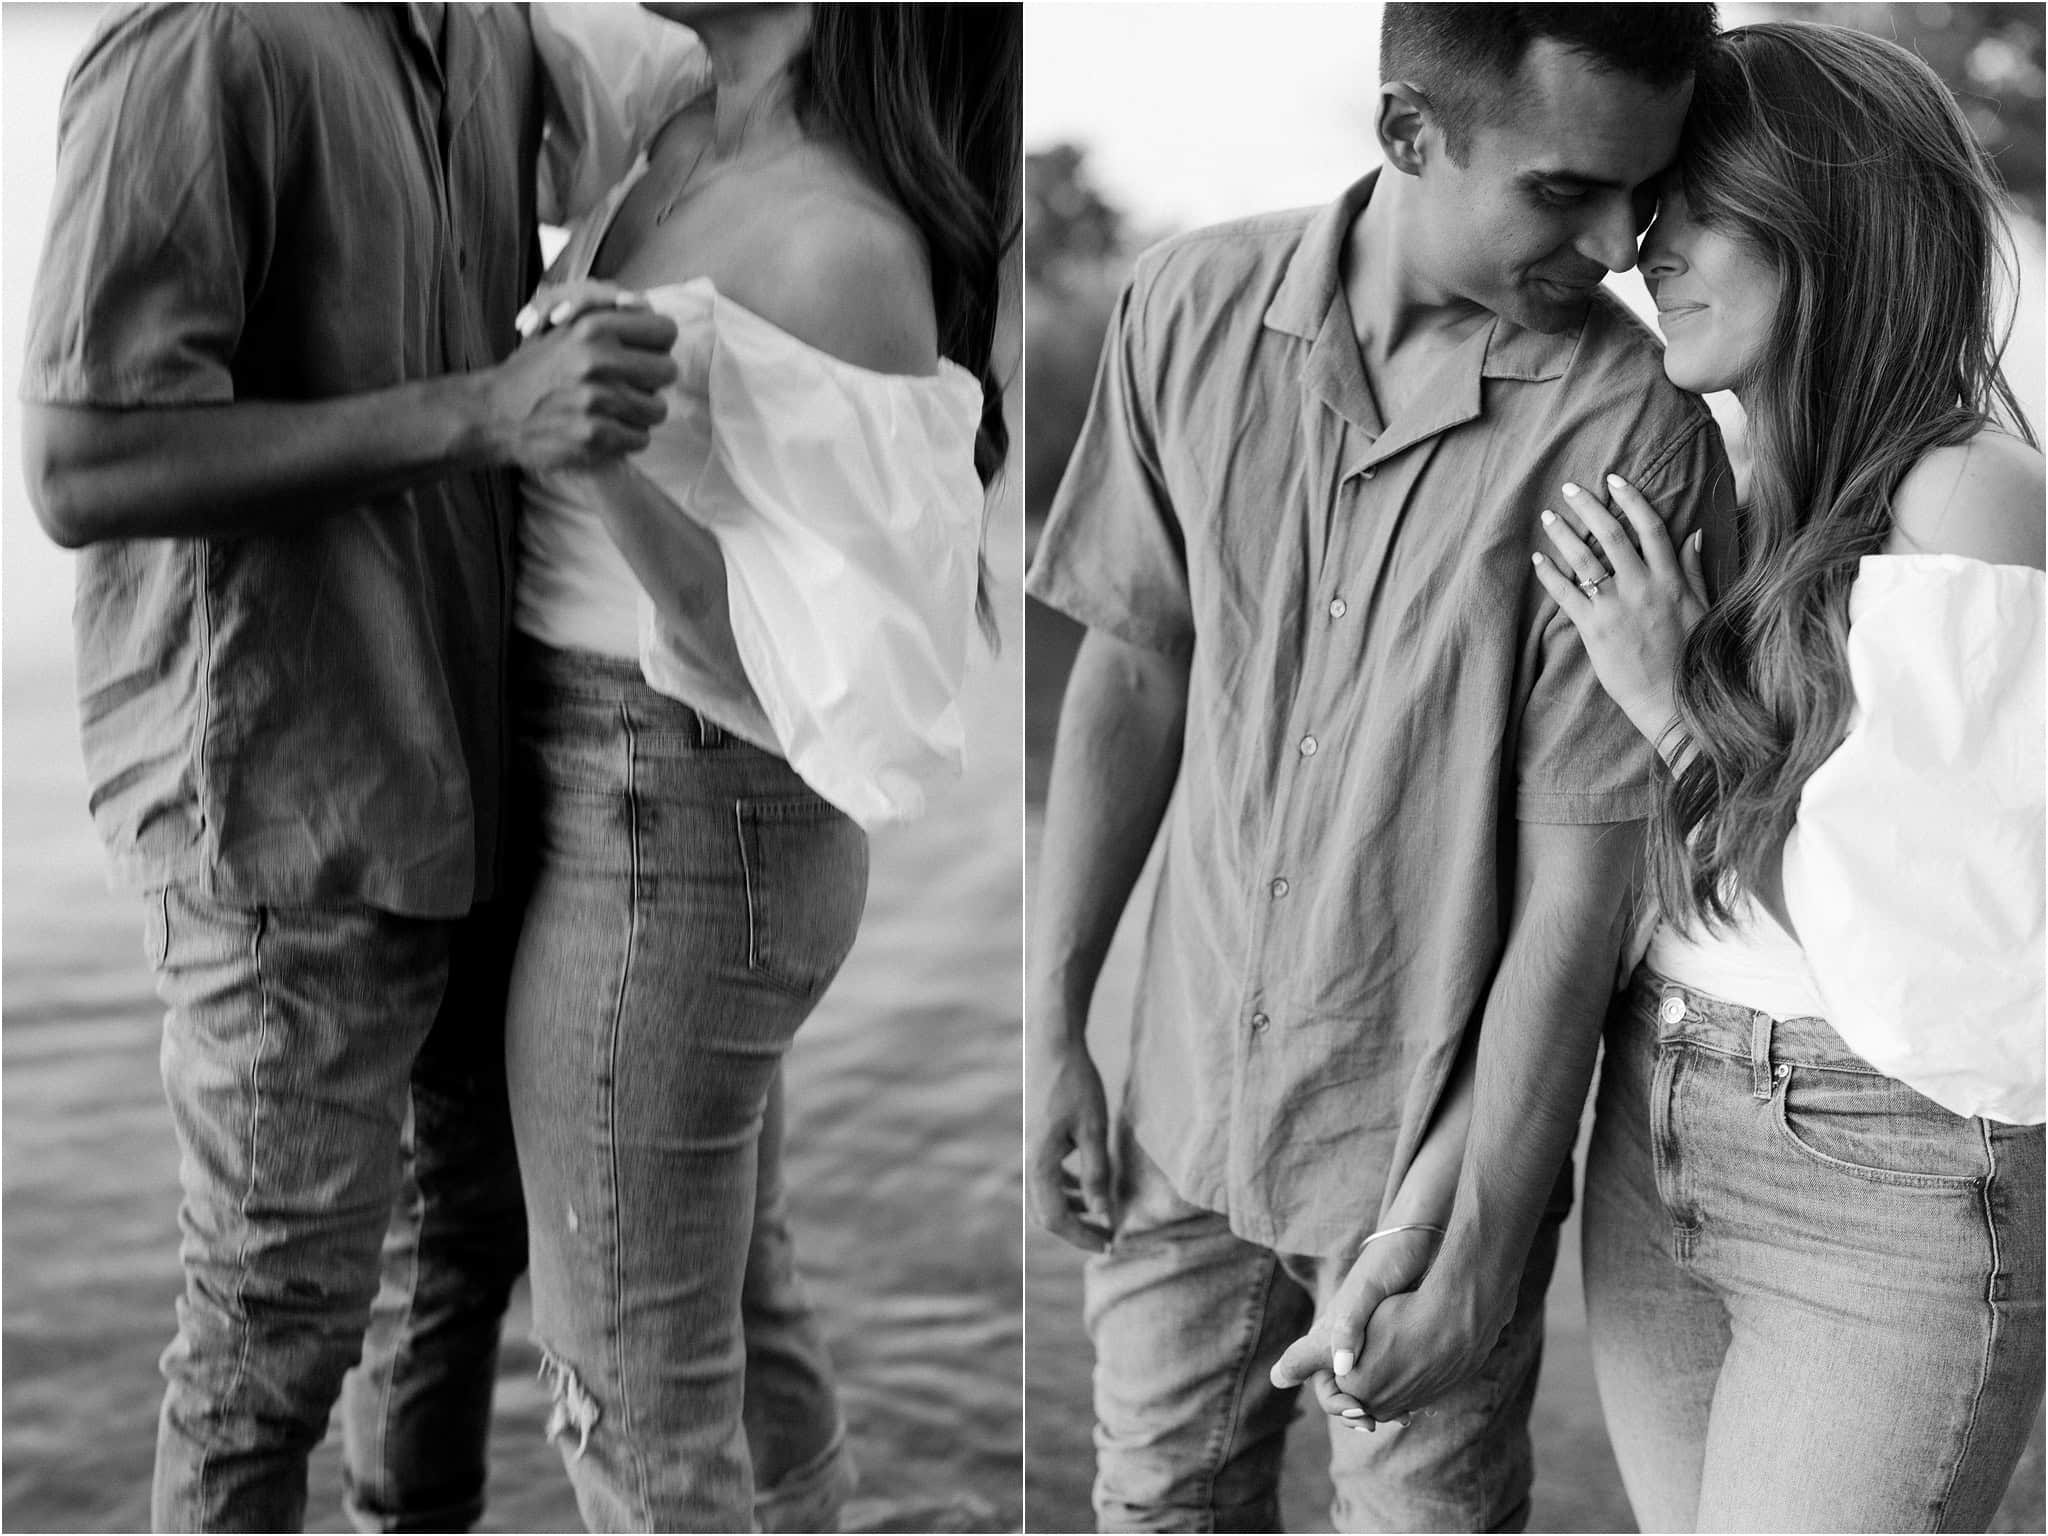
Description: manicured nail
1332,1349,1355,1375
1606,473,1628,490
1539,509,1556,525
514,307,537,336
1562,482,1584,497
550,301,576,324
1692,530,1704,550
1531,553,1547,567
1341,1407,1366,1418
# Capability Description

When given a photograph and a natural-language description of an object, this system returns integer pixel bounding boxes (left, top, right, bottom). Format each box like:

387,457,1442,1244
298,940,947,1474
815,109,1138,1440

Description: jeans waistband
511,634,728,749
1627,966,1886,1084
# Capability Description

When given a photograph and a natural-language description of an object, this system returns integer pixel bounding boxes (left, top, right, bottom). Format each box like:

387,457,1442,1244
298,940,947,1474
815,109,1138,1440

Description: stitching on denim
608,701,654,1524
1767,1074,1984,1191
1933,1121,2004,1529
203,902,271,1517
1201,1251,1283,1529
368,1096,426,1512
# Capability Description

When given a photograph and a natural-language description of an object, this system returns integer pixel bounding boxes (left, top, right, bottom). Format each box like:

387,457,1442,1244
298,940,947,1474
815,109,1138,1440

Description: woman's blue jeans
503,641,868,1532
1584,966,2044,1533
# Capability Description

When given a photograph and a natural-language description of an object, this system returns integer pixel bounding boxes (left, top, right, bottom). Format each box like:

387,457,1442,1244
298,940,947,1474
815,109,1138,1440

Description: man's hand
1339,1254,1518,1423
1027,1032,1114,1252
477,305,680,473
1269,1225,1442,1428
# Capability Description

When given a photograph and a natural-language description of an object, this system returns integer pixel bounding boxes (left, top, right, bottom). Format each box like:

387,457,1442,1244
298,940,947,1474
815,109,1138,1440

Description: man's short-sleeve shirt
1028,173,1736,1256
22,3,542,917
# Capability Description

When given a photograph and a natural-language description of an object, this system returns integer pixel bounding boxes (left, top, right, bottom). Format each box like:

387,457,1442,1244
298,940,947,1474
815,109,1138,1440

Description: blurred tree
1025,145,1145,526
1773,2,2044,218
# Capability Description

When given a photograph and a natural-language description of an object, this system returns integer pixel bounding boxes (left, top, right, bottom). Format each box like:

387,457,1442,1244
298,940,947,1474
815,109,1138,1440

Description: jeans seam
1933,1122,2003,1530
365,1106,425,1515
1200,1251,1282,1530
200,903,271,1521
608,701,653,1525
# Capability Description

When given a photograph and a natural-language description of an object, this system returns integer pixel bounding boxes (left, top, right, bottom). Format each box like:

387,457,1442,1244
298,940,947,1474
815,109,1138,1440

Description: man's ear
1376,82,1431,178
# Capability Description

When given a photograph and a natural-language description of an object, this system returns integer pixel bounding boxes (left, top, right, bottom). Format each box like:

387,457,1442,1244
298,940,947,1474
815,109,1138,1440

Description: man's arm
1026,627,1188,1251
22,308,681,548
1341,815,1640,1416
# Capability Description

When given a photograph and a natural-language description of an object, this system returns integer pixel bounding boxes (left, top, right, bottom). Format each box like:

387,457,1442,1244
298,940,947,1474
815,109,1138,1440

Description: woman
503,6,1019,1530
1525,23,2044,1533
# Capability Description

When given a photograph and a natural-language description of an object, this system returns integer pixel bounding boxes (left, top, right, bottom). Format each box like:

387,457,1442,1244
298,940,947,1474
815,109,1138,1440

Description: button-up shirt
23,3,542,917
1028,173,1736,1255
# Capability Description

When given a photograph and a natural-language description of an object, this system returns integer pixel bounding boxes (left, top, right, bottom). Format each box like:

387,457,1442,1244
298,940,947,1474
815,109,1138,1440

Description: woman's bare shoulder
738,182,940,376
1886,430,2045,570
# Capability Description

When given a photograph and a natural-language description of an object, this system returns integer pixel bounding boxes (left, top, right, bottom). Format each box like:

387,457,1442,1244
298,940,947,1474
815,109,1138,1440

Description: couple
1028,5,2043,1532
23,3,1017,1531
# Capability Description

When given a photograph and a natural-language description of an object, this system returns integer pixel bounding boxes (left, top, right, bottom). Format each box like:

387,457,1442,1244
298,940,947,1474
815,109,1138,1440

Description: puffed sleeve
22,5,279,406
632,284,988,830
1782,555,2045,1124
533,2,712,227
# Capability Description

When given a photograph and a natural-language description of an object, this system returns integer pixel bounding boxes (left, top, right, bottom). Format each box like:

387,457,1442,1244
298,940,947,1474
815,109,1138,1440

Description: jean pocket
1771,1064,1986,1190
736,797,869,998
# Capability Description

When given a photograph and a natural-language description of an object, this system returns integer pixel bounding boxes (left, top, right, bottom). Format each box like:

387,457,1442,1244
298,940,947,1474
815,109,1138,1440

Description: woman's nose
1639,220,1684,278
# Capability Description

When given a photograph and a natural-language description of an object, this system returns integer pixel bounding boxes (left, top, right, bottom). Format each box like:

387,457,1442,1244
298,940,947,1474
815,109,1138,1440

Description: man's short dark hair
1380,4,1719,164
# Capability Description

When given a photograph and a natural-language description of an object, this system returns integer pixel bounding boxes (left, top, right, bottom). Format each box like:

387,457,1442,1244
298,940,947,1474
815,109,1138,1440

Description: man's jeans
1584,968,2046,1532
145,885,527,1533
1085,1126,1564,1533
501,642,865,1532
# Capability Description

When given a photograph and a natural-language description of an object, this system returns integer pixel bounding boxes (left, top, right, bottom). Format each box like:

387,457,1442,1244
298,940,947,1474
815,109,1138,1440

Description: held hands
1268,1226,1443,1430
480,280,678,473
1026,1033,1115,1252
1530,474,1708,752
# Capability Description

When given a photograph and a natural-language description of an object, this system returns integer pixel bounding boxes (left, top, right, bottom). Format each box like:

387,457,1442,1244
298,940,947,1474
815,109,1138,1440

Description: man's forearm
23,385,494,547
1435,820,1641,1295
1030,627,1189,1040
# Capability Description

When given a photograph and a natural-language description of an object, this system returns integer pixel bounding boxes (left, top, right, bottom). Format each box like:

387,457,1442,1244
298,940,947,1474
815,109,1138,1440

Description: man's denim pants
1085,1125,1565,1533
144,885,528,1533
1584,968,2046,1532
501,641,867,1533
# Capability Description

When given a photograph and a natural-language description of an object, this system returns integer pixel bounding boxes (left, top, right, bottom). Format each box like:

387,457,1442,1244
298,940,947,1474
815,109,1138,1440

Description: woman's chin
1661,350,1736,398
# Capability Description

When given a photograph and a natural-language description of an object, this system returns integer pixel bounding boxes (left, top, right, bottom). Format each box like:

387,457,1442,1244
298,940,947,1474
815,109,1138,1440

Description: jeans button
1658,996,1687,1026
1249,1011,1270,1033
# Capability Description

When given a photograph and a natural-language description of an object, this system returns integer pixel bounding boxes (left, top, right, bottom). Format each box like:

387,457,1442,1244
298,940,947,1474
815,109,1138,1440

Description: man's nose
1581,199,1643,275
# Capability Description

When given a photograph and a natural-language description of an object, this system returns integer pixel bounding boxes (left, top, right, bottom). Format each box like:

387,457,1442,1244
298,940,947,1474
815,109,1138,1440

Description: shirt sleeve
1515,411,1738,823
533,2,713,228
1782,555,2045,1125
21,6,281,408
1025,265,1197,660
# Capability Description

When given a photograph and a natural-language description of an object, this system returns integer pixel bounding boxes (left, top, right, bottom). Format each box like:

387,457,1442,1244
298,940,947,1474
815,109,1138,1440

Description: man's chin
1504,283,1597,334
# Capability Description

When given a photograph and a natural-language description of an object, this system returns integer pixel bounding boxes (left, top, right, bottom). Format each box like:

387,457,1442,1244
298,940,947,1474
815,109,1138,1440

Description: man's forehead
1479,38,1692,183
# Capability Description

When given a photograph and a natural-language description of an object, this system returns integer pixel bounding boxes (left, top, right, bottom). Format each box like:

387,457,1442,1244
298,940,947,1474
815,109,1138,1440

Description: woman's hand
1268,1225,1444,1431
1531,473,1708,755
515,279,650,342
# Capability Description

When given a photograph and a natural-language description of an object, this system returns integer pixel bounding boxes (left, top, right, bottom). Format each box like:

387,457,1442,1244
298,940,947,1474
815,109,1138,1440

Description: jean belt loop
696,710,724,750
1749,1009,1776,1101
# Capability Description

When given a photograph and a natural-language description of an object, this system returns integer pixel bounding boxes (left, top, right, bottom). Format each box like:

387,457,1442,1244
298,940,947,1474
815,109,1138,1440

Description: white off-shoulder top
1648,555,2045,1125
515,157,987,830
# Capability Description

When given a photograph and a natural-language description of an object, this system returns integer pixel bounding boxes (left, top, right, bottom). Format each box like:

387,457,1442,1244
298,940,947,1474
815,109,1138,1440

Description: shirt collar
1263,168,1584,385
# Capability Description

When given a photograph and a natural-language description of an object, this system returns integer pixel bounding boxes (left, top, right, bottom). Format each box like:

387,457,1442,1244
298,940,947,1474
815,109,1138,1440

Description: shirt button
1250,1012,1270,1033
1269,877,1290,899
1658,996,1687,1026
1329,596,1348,619
1299,735,1318,757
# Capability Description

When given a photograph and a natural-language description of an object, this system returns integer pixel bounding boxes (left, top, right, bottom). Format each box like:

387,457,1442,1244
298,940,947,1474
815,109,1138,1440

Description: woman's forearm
1380,1022,1479,1229
583,461,747,673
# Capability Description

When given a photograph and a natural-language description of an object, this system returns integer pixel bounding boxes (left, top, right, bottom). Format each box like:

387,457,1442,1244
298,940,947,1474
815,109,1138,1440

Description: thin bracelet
1358,1222,1447,1254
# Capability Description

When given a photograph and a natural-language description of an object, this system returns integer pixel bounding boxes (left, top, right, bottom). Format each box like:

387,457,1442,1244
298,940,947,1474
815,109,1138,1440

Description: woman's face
1639,183,1782,395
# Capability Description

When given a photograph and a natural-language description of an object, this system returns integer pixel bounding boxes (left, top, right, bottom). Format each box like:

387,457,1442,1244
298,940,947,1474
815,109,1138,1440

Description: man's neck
1342,172,1492,394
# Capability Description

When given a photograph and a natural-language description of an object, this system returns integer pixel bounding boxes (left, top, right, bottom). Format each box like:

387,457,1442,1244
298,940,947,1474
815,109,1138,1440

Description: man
19,5,692,1529
1026,5,1735,1530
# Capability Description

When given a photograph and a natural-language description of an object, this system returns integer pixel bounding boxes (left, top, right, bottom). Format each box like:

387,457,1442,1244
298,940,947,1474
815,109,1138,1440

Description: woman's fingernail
1341,1407,1366,1418
1332,1350,1354,1376
1539,509,1555,525
1531,552,1547,567
514,307,537,336
1607,473,1628,489
550,302,576,324
1693,530,1704,550
1562,482,1583,497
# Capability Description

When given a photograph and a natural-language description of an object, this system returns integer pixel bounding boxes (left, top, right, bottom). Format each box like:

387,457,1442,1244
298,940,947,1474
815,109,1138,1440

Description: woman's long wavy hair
1652,20,2036,930
793,4,1021,642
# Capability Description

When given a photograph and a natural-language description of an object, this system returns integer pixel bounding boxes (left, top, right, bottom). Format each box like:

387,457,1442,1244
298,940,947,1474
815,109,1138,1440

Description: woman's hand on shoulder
1531,473,1708,757
744,197,940,377
1887,431,2045,570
